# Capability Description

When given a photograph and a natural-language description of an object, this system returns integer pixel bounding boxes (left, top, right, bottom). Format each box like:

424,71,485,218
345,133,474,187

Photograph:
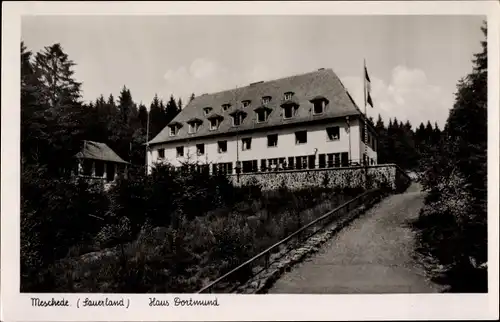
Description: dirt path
267,182,443,294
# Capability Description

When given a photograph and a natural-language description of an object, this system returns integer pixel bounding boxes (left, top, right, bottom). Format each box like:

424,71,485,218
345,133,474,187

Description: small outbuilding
73,140,129,183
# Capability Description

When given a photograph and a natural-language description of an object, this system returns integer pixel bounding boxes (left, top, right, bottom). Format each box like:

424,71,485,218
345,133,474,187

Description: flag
364,65,374,107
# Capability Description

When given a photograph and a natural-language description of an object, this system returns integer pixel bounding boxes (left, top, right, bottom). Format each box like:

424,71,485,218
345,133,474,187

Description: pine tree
138,103,148,130
416,21,488,292
118,86,134,124
177,98,183,110
149,94,164,138
375,114,389,164
189,93,195,102
446,20,487,199
165,94,180,124
30,43,85,174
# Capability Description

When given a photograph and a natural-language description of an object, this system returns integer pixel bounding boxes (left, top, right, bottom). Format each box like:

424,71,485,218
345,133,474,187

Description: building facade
146,68,378,175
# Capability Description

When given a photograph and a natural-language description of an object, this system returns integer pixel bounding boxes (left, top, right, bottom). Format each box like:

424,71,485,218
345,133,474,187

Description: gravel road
267,182,443,293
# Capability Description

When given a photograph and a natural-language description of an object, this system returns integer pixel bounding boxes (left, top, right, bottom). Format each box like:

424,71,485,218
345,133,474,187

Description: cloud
163,58,242,104
162,59,299,105
341,66,451,129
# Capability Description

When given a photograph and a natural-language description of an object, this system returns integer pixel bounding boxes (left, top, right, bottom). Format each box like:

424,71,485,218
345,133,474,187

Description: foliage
413,21,487,292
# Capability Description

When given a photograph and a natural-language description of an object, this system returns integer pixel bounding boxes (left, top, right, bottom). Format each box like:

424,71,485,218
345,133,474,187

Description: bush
413,169,487,292
21,162,109,292
22,159,370,293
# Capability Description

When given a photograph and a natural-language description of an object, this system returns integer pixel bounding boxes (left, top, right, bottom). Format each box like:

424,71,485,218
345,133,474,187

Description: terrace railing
197,188,384,293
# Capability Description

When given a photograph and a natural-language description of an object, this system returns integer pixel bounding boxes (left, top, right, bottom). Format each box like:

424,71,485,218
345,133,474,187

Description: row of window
169,93,329,136
164,152,377,176
242,153,351,173
157,127,342,159
218,92,294,113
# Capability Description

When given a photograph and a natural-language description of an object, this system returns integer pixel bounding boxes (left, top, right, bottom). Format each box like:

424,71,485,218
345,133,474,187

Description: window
242,161,252,173
210,118,220,130
327,153,334,168
313,101,324,114
217,140,227,153
308,155,316,169
203,107,212,115
334,153,341,167
284,92,294,100
213,162,233,175
242,137,252,151
176,146,184,157
262,96,271,105
267,134,278,147
326,126,340,141
318,154,326,168
169,125,180,136
242,160,258,173
278,158,286,170
295,156,307,169
157,148,165,159
260,159,267,171
95,161,104,177
242,100,251,108
341,152,349,167
295,131,307,144
188,122,201,134
82,159,93,176
232,113,245,126
288,157,295,169
268,158,278,171
222,103,231,111
283,105,295,119
196,144,204,155
256,109,270,123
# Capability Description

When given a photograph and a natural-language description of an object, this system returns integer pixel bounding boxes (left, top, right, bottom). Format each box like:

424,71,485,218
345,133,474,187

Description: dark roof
74,141,128,164
207,113,224,120
148,68,362,145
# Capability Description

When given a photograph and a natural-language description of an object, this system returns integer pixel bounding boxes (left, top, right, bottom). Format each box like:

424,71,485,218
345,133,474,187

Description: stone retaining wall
229,163,411,192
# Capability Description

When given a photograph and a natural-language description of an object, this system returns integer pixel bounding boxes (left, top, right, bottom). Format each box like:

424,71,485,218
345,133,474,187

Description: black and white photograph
2,1,499,321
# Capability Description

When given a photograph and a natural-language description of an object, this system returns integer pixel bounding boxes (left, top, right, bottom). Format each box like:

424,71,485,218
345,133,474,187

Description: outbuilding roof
74,141,129,164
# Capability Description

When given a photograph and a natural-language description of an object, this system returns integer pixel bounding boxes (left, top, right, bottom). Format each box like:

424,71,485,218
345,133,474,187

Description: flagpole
145,106,150,175
363,59,369,187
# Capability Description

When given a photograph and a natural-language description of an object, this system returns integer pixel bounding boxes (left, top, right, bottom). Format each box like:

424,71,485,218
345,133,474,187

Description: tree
177,98,183,110
138,103,148,130
165,94,180,124
189,93,195,102
415,20,488,292
25,43,85,174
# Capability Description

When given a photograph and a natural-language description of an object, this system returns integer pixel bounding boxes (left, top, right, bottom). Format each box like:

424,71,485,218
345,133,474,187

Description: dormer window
203,107,212,116
281,99,299,120
230,110,247,126
262,96,271,106
210,118,219,130
168,122,183,136
284,92,294,100
207,114,224,131
233,114,243,126
242,100,251,108
310,96,329,115
222,103,231,111
187,118,203,134
254,106,272,123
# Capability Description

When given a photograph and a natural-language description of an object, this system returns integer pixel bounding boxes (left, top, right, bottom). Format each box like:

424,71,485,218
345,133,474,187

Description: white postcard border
2,1,499,321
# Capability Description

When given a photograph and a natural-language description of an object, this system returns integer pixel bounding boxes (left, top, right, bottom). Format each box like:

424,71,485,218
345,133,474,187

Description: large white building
146,68,378,175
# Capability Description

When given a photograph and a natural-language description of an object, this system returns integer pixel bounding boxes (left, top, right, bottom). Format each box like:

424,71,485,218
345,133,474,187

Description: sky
21,15,485,129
